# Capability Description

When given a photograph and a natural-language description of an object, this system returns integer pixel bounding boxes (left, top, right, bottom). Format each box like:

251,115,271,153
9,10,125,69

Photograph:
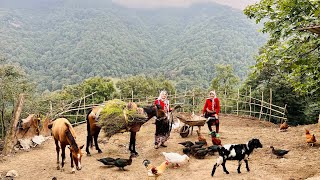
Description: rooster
143,159,169,180
280,121,289,131
196,130,207,144
305,129,317,146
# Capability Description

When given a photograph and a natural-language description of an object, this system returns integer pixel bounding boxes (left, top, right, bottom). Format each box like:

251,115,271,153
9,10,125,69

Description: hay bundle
98,99,148,137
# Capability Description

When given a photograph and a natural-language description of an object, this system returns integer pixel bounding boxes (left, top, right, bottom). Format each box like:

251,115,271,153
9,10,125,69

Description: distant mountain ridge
0,0,265,91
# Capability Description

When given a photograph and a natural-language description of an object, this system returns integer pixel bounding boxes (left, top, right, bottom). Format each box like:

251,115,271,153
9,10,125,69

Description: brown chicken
196,130,207,145
210,131,222,146
143,160,169,180
280,121,289,131
305,129,317,146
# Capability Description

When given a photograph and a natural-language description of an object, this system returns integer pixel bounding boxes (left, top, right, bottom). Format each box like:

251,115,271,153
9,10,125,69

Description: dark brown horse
50,118,84,173
86,103,165,156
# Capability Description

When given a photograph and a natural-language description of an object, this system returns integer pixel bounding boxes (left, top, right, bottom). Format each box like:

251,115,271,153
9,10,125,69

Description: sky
112,0,259,10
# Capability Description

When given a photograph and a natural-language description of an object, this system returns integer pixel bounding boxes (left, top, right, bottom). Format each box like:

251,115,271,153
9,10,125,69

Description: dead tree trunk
3,94,25,155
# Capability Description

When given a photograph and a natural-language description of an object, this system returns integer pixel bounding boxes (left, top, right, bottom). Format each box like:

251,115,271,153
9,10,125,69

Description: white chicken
171,119,180,133
161,152,189,168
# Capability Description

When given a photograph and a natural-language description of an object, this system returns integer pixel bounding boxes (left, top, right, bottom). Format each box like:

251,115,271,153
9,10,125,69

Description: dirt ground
0,115,320,180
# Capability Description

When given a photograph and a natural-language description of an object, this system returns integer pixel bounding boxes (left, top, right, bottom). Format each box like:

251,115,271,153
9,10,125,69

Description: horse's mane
65,123,79,152
142,105,154,115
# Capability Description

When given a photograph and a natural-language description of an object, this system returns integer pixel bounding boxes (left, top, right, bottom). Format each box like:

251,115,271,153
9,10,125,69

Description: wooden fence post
236,89,239,116
249,86,252,117
131,90,134,102
83,92,86,123
3,93,24,155
259,91,264,120
192,91,195,113
174,90,177,105
269,88,272,122
282,104,287,124
183,89,187,112
75,98,82,125
245,87,247,113
224,88,227,114
49,101,53,117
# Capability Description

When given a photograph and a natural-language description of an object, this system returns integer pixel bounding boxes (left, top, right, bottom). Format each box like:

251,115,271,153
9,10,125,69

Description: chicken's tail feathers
305,129,310,134
312,134,317,141
143,159,151,167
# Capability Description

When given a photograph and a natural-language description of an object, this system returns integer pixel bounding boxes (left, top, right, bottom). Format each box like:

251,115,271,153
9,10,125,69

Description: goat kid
211,138,262,176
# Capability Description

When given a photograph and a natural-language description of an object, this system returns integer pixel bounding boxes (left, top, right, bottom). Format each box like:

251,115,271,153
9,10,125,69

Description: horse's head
69,144,84,170
143,104,166,120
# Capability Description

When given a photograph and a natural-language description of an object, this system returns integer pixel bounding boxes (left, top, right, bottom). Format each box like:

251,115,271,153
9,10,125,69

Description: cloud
112,0,258,9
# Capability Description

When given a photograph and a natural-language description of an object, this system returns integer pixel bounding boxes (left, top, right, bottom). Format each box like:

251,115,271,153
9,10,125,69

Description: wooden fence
56,88,287,125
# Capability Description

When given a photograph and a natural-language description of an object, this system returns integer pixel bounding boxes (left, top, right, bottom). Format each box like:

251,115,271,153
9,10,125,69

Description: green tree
210,64,240,93
244,0,320,96
116,75,175,99
0,59,33,138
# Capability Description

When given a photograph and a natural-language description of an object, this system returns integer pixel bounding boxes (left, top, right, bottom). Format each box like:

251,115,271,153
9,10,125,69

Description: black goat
211,138,262,176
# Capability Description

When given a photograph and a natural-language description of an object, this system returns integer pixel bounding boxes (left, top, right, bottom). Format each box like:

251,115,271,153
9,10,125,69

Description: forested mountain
0,0,265,91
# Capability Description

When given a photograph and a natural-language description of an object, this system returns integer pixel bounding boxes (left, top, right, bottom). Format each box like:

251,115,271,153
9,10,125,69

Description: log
3,94,25,155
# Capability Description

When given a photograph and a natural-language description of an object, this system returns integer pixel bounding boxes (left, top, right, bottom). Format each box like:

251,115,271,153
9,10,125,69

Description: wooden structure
54,87,287,129
175,112,206,137
299,25,320,35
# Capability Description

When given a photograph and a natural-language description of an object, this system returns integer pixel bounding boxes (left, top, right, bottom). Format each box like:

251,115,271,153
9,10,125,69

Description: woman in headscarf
202,90,220,134
153,90,171,149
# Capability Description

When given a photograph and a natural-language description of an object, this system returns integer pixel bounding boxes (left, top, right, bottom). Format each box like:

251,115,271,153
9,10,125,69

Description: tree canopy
243,0,320,124
244,0,320,96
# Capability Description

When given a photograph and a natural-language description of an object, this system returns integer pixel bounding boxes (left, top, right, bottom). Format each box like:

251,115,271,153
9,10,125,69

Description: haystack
98,99,148,137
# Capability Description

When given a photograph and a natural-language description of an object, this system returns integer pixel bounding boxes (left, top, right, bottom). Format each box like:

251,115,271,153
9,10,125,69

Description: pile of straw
98,99,148,137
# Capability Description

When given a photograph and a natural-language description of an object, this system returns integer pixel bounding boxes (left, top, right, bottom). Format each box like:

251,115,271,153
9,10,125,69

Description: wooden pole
131,90,134,102
192,91,195,113
269,88,272,122
282,104,287,123
75,98,82,125
236,89,239,116
224,88,227,114
183,89,187,112
245,87,247,113
259,91,263,120
3,93,24,155
83,92,86,123
174,90,178,111
249,86,252,117
49,101,53,117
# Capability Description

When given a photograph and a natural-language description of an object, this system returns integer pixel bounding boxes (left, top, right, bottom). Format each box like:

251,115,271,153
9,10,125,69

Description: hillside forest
0,0,320,139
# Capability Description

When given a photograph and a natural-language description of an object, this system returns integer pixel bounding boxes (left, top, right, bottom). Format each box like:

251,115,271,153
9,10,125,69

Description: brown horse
50,118,84,173
86,103,165,156
16,114,40,139
86,106,103,155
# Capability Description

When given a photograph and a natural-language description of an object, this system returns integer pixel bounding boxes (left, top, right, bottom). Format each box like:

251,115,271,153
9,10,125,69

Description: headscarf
157,90,170,114
209,90,217,110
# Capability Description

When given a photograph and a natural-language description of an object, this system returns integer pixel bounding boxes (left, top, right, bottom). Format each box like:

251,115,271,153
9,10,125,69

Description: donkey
50,118,84,173
85,103,165,156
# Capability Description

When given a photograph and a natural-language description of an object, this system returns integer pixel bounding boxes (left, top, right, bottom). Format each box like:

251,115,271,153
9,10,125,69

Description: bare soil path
1,115,320,180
